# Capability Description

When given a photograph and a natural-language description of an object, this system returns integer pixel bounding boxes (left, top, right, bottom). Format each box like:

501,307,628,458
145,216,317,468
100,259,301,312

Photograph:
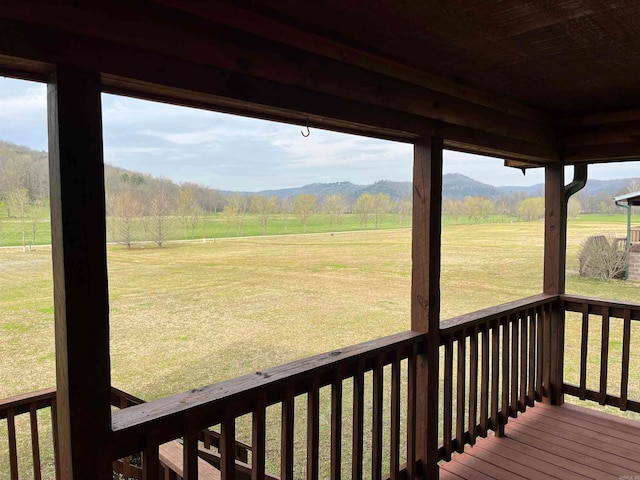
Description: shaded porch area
441,402,640,480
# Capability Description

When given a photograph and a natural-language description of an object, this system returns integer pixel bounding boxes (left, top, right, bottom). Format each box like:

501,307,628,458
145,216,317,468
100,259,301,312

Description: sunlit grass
1,217,638,478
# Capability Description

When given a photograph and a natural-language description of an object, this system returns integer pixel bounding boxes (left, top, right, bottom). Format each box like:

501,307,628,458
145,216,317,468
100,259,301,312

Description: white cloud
271,128,411,169
0,78,47,149
2,81,637,192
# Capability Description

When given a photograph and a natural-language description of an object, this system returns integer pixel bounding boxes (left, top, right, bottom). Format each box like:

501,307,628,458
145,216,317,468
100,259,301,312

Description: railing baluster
372,359,384,479
143,443,160,480
352,361,365,480
579,303,589,400
183,426,199,480
442,334,453,460
29,403,42,480
252,395,266,480
307,377,320,480
280,385,295,480
498,317,509,436
51,396,61,480
406,347,417,480
221,413,236,480
561,296,640,413
120,396,132,477
479,323,489,436
519,309,528,412
599,306,610,405
468,326,478,446
202,429,210,450
330,376,342,480
455,332,466,453
528,309,536,406
543,303,552,399
7,408,19,480
390,356,400,479
536,306,544,400
490,319,500,432
621,308,632,411
510,314,519,418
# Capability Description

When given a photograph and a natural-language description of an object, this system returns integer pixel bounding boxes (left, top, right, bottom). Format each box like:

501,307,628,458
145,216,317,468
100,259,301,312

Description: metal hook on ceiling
301,124,310,137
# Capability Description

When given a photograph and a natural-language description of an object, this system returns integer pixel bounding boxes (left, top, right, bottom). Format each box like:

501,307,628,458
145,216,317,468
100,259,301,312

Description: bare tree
626,178,640,193
372,193,393,229
518,197,545,221
0,159,25,217
176,187,201,239
354,192,375,228
30,197,49,247
223,193,248,235
567,196,582,220
323,194,347,230
250,194,278,235
280,197,293,233
148,188,173,247
7,188,29,251
111,189,142,249
396,197,412,225
293,194,317,233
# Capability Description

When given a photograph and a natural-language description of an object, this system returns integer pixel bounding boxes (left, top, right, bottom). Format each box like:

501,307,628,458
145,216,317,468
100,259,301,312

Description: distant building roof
614,191,640,206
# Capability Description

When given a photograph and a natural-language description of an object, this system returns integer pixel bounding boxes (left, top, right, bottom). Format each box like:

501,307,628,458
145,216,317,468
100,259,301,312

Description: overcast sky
1,76,638,192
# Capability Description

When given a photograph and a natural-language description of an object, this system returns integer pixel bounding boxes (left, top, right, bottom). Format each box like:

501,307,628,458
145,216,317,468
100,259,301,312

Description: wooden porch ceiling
2,1,640,165
440,402,640,480
246,0,640,116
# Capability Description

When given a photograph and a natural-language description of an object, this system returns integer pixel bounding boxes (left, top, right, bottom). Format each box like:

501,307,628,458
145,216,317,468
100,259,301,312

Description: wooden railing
111,331,426,480
6,294,639,479
438,293,556,460
0,386,146,480
562,295,640,413
110,386,252,480
0,387,59,480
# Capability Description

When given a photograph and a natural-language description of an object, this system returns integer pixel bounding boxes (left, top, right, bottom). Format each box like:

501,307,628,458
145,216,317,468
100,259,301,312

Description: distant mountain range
1,139,638,202
241,173,637,201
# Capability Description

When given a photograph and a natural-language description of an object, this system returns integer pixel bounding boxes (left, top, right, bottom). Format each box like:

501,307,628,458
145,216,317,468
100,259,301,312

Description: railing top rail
0,386,56,419
440,293,557,336
111,386,146,407
561,294,640,313
112,330,425,458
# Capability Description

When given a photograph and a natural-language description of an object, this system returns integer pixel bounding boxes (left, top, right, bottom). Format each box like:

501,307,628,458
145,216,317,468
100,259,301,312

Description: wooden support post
543,163,566,405
48,65,113,479
411,137,443,479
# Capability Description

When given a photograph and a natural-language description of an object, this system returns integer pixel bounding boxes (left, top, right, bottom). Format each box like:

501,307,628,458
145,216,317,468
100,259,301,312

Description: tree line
106,175,413,247
442,194,581,223
1,138,639,248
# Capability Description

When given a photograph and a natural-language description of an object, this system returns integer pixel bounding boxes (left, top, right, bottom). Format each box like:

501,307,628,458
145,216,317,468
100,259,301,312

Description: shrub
578,234,627,280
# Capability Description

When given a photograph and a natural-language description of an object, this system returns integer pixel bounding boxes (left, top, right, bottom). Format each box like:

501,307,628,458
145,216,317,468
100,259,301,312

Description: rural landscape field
1,210,639,478
1,100,639,477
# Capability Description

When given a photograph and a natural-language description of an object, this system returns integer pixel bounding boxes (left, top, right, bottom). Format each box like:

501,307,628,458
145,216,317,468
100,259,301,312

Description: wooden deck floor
440,402,640,480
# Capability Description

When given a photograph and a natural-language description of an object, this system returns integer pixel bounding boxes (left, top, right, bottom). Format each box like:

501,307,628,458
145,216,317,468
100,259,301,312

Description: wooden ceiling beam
151,0,550,123
561,142,640,163
556,109,640,129
0,16,557,164
560,120,640,149
0,1,557,156
557,109,640,162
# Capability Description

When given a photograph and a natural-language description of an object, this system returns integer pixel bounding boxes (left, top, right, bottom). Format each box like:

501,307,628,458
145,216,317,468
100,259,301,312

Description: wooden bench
159,440,221,480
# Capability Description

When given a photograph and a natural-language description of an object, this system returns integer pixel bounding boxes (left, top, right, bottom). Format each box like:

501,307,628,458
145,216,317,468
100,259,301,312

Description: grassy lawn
0,216,638,477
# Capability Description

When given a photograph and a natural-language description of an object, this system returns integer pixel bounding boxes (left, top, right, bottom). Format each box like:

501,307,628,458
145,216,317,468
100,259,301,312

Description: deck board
439,403,640,480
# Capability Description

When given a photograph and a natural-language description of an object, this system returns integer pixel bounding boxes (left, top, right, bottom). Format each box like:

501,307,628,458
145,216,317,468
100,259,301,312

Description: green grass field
1,215,638,399
1,216,639,478
2,209,631,248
